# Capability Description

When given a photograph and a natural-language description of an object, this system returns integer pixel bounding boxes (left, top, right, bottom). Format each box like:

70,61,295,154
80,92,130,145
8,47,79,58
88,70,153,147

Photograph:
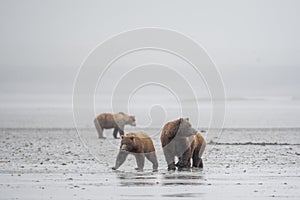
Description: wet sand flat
0,128,299,199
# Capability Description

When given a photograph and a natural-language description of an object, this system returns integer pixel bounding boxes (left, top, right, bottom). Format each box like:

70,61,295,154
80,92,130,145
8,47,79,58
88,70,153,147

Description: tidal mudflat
0,128,299,199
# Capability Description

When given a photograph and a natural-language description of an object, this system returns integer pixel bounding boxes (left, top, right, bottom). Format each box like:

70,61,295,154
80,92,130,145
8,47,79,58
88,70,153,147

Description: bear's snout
121,144,128,151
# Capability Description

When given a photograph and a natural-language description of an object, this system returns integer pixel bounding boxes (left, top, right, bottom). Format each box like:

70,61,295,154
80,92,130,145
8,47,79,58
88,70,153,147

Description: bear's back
96,113,115,128
160,119,181,147
127,132,155,153
113,112,129,123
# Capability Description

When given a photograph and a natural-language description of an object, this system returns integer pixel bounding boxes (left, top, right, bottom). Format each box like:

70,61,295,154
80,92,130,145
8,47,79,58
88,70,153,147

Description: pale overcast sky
0,0,299,98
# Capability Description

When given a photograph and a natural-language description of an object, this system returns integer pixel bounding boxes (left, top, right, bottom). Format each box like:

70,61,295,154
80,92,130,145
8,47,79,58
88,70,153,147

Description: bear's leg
145,152,158,172
134,154,145,172
163,148,176,171
118,129,125,137
192,150,202,168
193,141,206,168
94,119,105,139
177,149,192,171
199,158,203,168
175,157,191,168
113,128,119,139
192,156,203,168
175,157,181,167
112,151,128,170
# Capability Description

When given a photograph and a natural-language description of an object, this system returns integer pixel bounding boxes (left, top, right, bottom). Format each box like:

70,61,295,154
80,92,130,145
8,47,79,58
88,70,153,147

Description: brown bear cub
112,132,158,172
160,118,206,171
94,112,136,139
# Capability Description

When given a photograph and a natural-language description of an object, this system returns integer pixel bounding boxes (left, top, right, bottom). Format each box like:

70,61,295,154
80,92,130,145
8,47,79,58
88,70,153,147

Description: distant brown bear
112,132,158,172
94,112,136,139
160,118,205,171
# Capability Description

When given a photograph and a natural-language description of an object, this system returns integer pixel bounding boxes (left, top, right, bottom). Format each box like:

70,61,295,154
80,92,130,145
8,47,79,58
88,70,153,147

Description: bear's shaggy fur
112,132,158,172
189,132,206,168
94,112,136,139
160,118,205,170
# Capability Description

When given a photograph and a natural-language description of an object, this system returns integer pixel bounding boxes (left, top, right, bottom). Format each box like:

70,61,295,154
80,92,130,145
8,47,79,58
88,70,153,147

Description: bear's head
120,133,138,152
126,115,136,126
177,117,197,137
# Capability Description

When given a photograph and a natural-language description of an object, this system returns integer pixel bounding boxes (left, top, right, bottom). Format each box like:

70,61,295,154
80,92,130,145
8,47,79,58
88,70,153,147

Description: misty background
0,0,299,128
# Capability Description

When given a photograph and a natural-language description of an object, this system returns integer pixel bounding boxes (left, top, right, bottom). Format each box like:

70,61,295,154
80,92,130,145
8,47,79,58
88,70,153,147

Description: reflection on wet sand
116,171,158,186
115,169,206,187
115,170,207,198
162,193,204,198
161,169,206,186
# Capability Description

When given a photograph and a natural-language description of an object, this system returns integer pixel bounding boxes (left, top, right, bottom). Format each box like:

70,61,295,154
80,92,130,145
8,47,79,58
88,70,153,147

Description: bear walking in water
112,132,158,172
160,118,206,171
94,112,136,139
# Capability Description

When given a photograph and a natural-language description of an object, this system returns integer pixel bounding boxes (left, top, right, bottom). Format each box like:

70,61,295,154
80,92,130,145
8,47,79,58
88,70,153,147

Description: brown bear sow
94,112,136,139
112,132,158,172
161,118,206,171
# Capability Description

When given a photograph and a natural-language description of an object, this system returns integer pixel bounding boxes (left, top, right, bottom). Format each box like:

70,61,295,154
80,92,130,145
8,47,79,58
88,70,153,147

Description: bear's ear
130,136,135,141
185,117,189,121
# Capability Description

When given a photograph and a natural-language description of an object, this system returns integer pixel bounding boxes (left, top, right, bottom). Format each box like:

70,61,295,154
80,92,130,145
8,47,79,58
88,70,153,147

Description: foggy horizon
1,0,300,103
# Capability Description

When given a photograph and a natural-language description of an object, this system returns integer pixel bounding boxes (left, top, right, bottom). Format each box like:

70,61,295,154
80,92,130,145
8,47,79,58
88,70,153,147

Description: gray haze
0,0,300,102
